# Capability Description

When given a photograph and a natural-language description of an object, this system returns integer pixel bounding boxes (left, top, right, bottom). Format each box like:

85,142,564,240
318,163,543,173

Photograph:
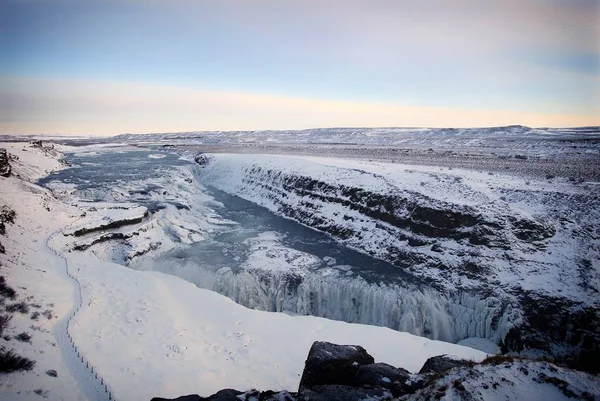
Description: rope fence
48,233,117,401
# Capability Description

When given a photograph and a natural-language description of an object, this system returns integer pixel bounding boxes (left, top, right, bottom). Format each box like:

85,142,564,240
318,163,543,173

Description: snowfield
0,144,487,400
2,138,599,401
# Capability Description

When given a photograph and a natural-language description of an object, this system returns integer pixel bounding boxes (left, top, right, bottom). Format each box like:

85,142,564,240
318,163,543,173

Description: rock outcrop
0,148,11,177
298,341,374,389
418,355,473,374
194,154,211,166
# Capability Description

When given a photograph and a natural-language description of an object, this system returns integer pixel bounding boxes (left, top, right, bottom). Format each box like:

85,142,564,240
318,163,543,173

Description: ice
210,267,516,344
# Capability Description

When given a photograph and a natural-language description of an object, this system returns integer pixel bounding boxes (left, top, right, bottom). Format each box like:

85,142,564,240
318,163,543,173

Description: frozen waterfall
211,267,519,344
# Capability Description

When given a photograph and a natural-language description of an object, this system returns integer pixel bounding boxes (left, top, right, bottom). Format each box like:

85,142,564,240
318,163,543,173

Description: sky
1,0,599,136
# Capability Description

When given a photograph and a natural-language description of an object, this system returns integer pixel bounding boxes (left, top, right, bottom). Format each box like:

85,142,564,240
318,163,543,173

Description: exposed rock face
297,342,415,400
152,395,203,401
194,154,211,166
0,206,16,236
0,149,11,177
298,385,390,401
151,389,295,401
355,363,415,396
207,164,556,276
298,341,374,389
418,355,473,375
505,293,600,373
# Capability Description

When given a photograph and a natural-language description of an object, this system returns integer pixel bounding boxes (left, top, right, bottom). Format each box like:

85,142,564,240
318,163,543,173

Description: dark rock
45,369,58,377
203,389,244,401
0,206,16,236
30,140,43,148
151,389,243,401
299,341,375,389
0,148,11,177
241,390,296,400
66,211,148,237
419,355,473,375
511,218,555,242
513,292,600,373
468,224,508,249
151,396,202,401
354,362,416,397
430,243,443,252
194,154,211,166
298,384,390,401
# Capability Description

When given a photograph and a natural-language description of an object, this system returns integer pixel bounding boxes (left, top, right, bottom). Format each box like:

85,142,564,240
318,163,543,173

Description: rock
151,395,202,401
240,390,296,400
150,389,243,401
354,362,416,396
298,341,375,389
30,140,43,148
430,243,443,252
0,148,11,177
0,206,16,235
419,355,473,375
45,369,58,377
511,218,555,242
202,389,243,401
298,384,391,401
194,154,211,166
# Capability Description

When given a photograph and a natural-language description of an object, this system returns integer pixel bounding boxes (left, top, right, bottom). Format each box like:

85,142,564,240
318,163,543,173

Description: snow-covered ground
0,144,490,400
23,142,598,364
405,358,600,401
191,153,596,346
199,153,598,301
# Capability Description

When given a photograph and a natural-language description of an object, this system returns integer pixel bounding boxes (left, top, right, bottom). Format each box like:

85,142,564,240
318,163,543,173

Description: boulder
298,384,391,401
151,395,202,401
419,355,473,375
354,362,416,396
151,389,242,401
298,341,374,389
241,390,296,400
0,148,11,177
194,154,211,166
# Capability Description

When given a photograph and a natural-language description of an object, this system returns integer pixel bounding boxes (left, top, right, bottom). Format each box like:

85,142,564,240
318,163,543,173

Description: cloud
1,76,597,136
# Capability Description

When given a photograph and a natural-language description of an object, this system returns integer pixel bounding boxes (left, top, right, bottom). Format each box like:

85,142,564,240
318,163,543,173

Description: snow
198,153,599,306
457,338,501,354
63,206,148,237
406,359,600,401
1,142,488,400
110,126,600,151
241,231,321,274
1,142,65,181
53,250,486,401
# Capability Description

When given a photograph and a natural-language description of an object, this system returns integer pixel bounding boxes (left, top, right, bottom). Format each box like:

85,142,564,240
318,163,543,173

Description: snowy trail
46,231,116,401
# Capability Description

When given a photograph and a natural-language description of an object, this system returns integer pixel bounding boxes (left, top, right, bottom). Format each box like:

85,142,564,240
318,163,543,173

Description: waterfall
212,267,519,344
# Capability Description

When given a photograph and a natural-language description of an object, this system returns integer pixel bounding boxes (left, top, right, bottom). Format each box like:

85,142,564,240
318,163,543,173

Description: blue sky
1,0,598,135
